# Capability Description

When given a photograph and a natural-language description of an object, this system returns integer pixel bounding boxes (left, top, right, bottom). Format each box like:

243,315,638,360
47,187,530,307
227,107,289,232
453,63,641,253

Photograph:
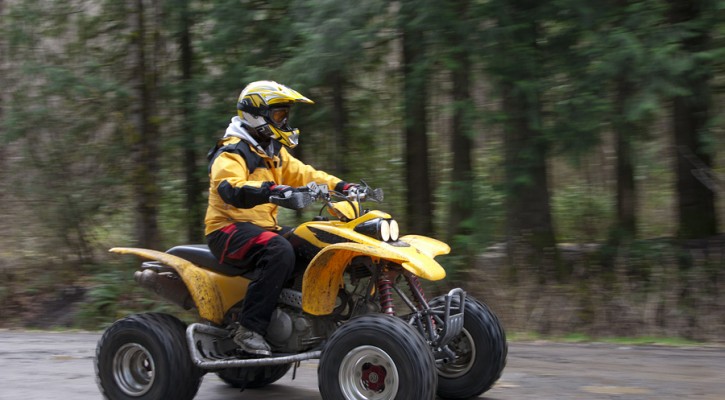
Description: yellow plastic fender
109,247,249,324
301,237,450,316
399,235,451,257
327,201,360,221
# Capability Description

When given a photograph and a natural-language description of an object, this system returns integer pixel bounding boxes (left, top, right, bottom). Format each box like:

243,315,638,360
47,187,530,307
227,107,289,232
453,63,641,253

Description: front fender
400,235,451,257
110,247,249,324
301,239,448,316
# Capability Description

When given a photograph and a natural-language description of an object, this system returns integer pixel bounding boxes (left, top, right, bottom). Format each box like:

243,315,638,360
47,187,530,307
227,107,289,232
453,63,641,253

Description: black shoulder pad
208,139,266,174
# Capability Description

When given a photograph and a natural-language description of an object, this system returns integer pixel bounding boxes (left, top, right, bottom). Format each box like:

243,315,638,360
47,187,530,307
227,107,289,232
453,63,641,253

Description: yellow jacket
205,136,343,235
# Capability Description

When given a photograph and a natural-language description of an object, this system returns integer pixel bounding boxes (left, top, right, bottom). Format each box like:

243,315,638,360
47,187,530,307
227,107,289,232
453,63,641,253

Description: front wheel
95,313,204,400
431,296,507,399
319,314,437,400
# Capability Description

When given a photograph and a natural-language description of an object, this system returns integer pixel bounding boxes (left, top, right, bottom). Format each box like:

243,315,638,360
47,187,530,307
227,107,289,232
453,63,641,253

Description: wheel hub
112,343,156,396
339,345,399,399
438,328,476,378
361,363,387,392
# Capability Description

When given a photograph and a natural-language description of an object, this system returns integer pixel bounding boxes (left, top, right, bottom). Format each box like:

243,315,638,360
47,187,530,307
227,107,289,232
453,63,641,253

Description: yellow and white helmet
236,80,314,148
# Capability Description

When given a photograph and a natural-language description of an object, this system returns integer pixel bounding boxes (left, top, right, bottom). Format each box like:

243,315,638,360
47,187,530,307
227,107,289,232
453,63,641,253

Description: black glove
270,184,295,199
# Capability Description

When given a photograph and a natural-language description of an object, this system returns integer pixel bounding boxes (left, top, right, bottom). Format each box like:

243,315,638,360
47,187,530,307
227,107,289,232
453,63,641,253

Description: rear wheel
431,296,507,399
216,364,291,389
95,313,203,400
319,314,437,400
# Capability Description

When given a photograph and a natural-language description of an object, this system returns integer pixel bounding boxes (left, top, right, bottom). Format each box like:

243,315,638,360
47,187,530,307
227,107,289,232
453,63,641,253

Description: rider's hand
270,184,295,198
336,182,360,194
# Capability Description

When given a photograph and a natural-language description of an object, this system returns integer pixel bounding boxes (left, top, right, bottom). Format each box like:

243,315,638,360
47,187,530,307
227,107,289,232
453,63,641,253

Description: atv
95,182,507,400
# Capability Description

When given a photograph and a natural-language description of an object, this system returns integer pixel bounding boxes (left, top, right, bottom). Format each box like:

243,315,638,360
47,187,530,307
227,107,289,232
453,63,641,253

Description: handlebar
268,181,384,212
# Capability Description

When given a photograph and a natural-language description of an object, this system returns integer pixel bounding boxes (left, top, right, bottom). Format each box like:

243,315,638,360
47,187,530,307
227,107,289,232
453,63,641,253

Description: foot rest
186,323,321,369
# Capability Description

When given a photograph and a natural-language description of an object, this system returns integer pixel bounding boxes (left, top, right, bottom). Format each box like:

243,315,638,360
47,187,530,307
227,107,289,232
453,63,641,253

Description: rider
205,80,356,356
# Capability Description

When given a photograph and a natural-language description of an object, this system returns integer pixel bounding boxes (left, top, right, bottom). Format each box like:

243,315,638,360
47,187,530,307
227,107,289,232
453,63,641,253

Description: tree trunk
447,2,474,243
0,0,5,177
179,1,204,243
401,1,433,236
496,11,558,271
502,83,556,252
128,0,160,249
668,0,718,239
613,76,637,240
330,71,349,177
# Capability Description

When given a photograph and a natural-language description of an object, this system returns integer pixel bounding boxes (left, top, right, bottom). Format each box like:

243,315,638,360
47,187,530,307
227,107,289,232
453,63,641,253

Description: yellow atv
95,182,507,400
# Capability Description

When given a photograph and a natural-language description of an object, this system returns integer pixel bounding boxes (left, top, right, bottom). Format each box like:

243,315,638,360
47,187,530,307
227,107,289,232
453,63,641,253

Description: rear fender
110,247,249,324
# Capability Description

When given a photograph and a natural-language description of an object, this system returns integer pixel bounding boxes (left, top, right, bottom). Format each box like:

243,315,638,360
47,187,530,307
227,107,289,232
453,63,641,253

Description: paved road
1,330,723,399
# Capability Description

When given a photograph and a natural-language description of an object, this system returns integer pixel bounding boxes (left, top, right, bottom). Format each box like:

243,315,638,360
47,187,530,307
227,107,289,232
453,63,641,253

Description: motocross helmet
237,80,314,148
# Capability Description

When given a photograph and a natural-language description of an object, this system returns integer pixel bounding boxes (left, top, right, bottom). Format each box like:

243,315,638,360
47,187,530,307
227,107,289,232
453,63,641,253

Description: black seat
166,244,257,278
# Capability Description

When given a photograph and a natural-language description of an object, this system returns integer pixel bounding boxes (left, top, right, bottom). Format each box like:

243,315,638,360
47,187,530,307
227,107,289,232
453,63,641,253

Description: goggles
238,100,292,130
268,106,290,127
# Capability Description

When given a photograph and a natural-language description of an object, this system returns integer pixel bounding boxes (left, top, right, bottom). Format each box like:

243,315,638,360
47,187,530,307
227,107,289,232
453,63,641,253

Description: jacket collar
224,116,278,157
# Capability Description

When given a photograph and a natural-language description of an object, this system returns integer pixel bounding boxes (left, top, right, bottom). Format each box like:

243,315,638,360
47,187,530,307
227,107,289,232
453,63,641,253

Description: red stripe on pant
226,231,278,262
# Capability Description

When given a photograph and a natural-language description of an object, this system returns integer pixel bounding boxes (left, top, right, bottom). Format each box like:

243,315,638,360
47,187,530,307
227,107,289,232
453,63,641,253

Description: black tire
431,296,507,399
318,314,437,400
216,364,291,389
95,313,204,400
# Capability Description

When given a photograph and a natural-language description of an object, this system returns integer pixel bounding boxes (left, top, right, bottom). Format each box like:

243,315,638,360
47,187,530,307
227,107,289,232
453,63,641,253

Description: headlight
380,219,391,242
389,219,399,241
354,218,400,242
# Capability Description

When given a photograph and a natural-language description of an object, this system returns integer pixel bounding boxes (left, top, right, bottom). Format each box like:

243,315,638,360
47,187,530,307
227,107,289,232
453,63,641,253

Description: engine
265,289,335,353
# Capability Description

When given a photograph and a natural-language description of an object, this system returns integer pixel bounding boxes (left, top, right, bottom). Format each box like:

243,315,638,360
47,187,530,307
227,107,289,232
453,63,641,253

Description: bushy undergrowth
75,266,197,330
466,237,725,342
2,233,723,344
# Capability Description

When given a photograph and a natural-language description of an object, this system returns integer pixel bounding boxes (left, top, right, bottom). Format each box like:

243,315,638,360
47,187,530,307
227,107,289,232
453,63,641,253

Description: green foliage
76,268,184,330
2,0,131,264
0,0,722,334
553,184,614,243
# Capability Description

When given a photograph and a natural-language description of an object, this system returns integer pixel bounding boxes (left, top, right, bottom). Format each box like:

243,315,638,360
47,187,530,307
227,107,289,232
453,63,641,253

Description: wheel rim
438,328,476,378
339,345,399,399
113,343,156,396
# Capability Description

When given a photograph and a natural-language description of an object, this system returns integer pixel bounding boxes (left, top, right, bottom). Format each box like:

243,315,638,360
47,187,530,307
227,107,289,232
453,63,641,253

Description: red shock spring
409,275,427,307
377,275,395,316
409,275,436,329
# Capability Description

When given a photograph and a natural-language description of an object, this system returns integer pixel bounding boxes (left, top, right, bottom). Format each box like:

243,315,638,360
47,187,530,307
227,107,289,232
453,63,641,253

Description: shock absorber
377,275,395,316
409,275,427,307
409,275,436,329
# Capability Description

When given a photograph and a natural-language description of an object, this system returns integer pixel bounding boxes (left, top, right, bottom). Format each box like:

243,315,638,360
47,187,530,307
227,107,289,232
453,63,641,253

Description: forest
0,0,723,341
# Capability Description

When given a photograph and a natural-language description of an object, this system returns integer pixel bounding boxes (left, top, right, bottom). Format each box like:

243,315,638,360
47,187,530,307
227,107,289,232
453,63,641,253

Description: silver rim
339,345,399,399
438,328,476,378
113,343,156,396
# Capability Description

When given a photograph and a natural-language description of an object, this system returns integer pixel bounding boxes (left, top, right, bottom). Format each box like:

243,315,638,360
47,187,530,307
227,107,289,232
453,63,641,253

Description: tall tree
596,0,675,242
128,0,161,249
401,0,434,236
435,0,476,249
169,0,205,243
668,0,719,239
0,0,5,175
486,0,558,268
281,0,389,177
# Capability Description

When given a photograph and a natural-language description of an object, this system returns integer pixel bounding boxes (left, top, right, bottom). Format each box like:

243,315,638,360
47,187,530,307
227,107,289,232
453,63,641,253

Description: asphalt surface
1,330,724,399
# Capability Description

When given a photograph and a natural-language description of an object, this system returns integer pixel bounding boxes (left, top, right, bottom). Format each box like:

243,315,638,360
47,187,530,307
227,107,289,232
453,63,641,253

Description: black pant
206,222,294,336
